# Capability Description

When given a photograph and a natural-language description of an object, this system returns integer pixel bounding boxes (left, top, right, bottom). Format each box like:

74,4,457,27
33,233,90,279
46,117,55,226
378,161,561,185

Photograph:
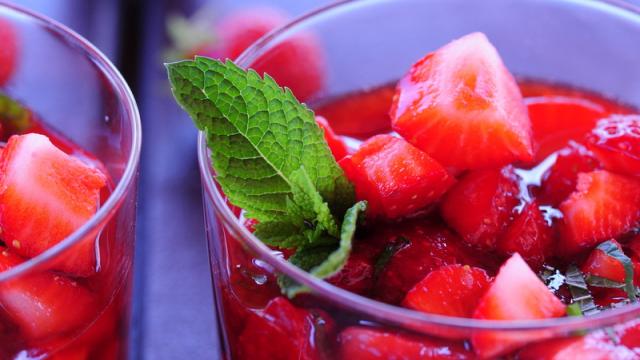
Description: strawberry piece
403,264,491,317
237,297,332,360
580,239,627,283
539,142,600,206
0,249,98,341
0,134,107,276
339,134,454,219
316,116,349,161
338,327,474,360
0,19,17,86
472,254,566,358
391,32,533,169
517,335,636,360
327,249,374,295
314,86,394,139
441,167,520,250
559,170,640,255
586,115,640,176
217,8,288,61
527,96,607,161
373,222,478,304
497,201,553,270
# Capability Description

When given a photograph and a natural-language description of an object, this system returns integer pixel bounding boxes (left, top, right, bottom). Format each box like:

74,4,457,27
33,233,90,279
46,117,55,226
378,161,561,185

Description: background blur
8,0,329,359
6,0,640,359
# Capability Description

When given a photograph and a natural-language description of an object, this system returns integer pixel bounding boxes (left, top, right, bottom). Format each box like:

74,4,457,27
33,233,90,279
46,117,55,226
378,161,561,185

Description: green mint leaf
565,265,599,316
374,236,410,277
279,201,367,297
0,93,31,134
167,58,354,222
566,303,583,317
596,240,637,301
585,274,627,289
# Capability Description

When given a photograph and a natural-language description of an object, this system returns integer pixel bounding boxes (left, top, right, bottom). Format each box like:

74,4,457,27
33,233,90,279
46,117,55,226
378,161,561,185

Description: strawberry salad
169,32,640,359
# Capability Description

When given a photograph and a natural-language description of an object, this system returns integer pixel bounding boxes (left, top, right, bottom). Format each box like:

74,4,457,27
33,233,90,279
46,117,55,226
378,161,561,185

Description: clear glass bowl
0,2,140,359
199,0,640,358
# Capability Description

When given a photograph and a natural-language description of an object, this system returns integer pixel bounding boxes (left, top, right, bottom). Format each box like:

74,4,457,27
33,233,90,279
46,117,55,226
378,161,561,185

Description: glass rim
0,1,142,282
199,0,640,332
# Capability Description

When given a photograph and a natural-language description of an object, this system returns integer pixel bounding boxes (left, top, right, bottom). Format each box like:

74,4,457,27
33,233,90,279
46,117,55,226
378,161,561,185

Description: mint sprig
595,240,637,302
167,58,361,297
565,265,599,316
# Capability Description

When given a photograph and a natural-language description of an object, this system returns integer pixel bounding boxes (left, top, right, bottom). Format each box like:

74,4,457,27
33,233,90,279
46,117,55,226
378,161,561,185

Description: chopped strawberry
327,249,374,295
390,32,533,169
559,170,640,255
316,116,349,161
338,327,474,360
0,249,98,341
237,297,332,360
586,115,640,176
441,167,520,250
472,254,566,358
497,201,553,270
47,346,90,360
403,264,491,317
0,134,107,276
581,239,627,283
339,134,454,219
373,221,478,304
539,142,600,206
517,335,636,360
527,96,607,161
0,19,17,86
314,86,394,139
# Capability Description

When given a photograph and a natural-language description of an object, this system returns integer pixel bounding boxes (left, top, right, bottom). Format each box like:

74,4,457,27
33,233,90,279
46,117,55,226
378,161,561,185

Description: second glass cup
199,0,640,358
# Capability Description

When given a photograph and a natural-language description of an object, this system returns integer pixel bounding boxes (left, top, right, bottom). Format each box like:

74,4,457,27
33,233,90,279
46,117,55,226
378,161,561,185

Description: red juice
212,81,640,359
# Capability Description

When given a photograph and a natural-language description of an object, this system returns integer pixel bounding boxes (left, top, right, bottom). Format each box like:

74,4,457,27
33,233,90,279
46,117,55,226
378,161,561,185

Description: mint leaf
279,201,367,297
596,240,637,301
566,303,583,317
585,274,627,289
0,93,31,134
565,265,599,316
167,58,354,222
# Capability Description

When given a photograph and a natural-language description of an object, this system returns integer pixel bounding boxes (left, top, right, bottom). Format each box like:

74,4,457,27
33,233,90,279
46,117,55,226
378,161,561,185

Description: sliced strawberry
586,115,640,176
327,249,374,295
0,249,98,341
217,8,288,61
559,170,640,255
48,346,90,360
441,167,520,250
340,134,454,219
527,96,607,161
581,239,626,283
237,297,332,360
497,201,553,270
539,142,600,206
517,335,636,360
373,221,478,304
314,86,394,139
316,116,349,161
402,264,491,317
472,253,566,358
338,326,473,360
0,19,17,86
0,134,107,276
391,32,533,169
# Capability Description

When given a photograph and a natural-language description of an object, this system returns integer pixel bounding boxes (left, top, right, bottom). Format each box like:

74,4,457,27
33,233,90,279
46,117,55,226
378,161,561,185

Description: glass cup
0,3,140,359
199,0,640,358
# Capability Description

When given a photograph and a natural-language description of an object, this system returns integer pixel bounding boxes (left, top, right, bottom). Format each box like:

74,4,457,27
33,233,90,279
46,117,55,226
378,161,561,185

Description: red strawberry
586,115,640,176
559,170,640,255
527,96,607,161
403,264,491,317
327,250,374,295
217,8,288,61
0,19,17,86
581,239,627,283
517,335,636,360
338,326,474,360
390,32,533,170
237,297,332,360
472,253,566,358
0,134,107,276
441,167,520,250
497,201,553,270
47,346,90,360
0,249,98,341
316,116,349,161
373,222,478,304
339,134,454,219
314,86,394,139
539,142,600,206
